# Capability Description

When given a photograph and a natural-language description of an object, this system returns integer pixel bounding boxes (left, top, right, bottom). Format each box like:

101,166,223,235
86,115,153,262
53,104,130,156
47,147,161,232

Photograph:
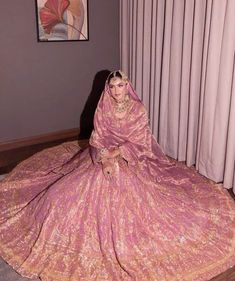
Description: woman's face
109,77,128,103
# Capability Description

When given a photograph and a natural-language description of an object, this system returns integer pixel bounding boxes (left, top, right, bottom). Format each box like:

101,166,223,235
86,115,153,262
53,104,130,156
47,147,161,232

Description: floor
0,174,6,181
0,175,235,281
0,258,39,281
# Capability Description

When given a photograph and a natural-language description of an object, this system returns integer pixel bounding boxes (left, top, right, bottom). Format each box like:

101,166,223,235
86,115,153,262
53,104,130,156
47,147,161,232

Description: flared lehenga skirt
0,141,235,281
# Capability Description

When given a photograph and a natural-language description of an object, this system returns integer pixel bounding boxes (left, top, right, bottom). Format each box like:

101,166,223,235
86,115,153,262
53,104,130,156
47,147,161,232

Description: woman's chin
116,97,125,103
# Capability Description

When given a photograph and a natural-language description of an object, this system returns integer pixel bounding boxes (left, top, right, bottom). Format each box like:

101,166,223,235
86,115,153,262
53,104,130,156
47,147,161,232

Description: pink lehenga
0,82,235,281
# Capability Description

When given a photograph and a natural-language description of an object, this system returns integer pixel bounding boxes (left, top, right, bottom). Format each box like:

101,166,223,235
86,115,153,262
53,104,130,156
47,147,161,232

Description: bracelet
100,148,108,156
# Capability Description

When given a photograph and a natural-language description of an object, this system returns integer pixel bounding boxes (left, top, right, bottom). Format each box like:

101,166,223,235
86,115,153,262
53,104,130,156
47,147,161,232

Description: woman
0,70,235,281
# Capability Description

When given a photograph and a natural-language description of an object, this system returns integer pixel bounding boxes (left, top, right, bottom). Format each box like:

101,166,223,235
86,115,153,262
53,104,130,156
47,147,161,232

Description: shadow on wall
79,69,111,139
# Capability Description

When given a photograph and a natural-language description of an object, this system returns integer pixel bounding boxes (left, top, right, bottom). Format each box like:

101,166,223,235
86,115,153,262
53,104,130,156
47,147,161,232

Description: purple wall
0,0,119,142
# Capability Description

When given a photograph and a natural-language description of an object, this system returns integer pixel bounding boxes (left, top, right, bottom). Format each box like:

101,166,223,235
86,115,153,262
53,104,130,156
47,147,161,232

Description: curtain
120,0,235,192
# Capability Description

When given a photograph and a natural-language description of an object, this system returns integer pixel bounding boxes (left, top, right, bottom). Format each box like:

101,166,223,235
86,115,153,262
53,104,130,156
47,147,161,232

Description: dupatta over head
89,70,172,180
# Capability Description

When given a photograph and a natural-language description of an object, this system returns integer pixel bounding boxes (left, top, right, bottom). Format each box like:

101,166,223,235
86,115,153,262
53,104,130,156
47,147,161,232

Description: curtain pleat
196,0,235,186
120,0,235,192
223,54,235,189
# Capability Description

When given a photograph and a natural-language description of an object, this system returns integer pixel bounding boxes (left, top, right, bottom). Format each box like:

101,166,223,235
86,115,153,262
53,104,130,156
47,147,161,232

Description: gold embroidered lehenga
0,75,235,281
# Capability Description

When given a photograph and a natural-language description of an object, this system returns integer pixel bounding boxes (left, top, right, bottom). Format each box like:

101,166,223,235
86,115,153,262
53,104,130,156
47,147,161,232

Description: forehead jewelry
108,70,129,82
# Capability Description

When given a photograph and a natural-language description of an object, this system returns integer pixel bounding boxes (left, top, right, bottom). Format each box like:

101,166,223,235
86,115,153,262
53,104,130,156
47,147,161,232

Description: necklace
115,98,130,113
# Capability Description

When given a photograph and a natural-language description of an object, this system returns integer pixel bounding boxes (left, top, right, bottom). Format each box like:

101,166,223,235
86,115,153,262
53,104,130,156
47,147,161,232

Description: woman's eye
118,84,124,88
109,85,114,89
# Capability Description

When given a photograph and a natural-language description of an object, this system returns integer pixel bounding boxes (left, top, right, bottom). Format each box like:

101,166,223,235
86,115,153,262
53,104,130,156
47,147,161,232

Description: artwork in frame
35,0,89,42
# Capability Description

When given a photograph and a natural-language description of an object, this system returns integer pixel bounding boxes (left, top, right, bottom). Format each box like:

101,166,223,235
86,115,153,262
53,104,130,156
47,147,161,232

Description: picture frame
35,0,89,42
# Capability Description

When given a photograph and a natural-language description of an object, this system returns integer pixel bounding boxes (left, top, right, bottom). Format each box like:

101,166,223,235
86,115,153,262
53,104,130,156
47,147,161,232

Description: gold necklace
115,97,130,113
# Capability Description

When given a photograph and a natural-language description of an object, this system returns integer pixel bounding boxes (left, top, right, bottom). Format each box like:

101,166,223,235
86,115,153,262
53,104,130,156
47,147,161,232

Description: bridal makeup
109,77,128,103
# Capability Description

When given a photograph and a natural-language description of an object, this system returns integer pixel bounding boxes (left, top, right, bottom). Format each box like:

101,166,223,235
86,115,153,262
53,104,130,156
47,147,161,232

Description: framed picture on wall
35,0,89,42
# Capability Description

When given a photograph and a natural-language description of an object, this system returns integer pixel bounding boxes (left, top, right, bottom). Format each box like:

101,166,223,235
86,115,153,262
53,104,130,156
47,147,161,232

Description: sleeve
89,145,100,163
89,130,108,164
119,105,156,166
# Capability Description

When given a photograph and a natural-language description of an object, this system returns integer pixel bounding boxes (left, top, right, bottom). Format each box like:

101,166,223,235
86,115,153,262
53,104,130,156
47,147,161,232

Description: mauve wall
0,0,119,142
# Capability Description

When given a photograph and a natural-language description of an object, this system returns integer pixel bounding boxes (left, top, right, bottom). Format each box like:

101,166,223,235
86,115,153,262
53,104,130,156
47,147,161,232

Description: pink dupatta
89,79,172,180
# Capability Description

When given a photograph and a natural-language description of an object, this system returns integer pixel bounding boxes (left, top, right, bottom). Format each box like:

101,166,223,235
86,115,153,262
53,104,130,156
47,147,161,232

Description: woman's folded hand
101,147,120,160
109,147,120,159
102,159,115,179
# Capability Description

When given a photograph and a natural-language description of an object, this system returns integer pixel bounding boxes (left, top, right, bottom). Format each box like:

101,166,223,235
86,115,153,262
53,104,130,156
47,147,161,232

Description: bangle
100,148,108,156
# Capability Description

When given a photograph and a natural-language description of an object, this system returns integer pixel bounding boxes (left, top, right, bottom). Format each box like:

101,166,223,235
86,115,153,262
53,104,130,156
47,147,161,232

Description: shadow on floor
0,258,40,281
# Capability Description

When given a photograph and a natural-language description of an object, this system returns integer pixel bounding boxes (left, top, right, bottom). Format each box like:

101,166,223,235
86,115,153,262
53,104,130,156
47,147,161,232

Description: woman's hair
107,70,128,84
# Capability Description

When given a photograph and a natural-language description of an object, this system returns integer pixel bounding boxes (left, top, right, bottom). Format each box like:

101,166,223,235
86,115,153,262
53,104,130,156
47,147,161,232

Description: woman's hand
104,147,120,160
100,147,120,180
99,147,120,162
109,147,120,158
102,159,115,180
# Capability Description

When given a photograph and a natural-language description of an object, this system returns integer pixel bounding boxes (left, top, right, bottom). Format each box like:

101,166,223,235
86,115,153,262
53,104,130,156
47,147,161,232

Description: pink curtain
120,0,235,192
